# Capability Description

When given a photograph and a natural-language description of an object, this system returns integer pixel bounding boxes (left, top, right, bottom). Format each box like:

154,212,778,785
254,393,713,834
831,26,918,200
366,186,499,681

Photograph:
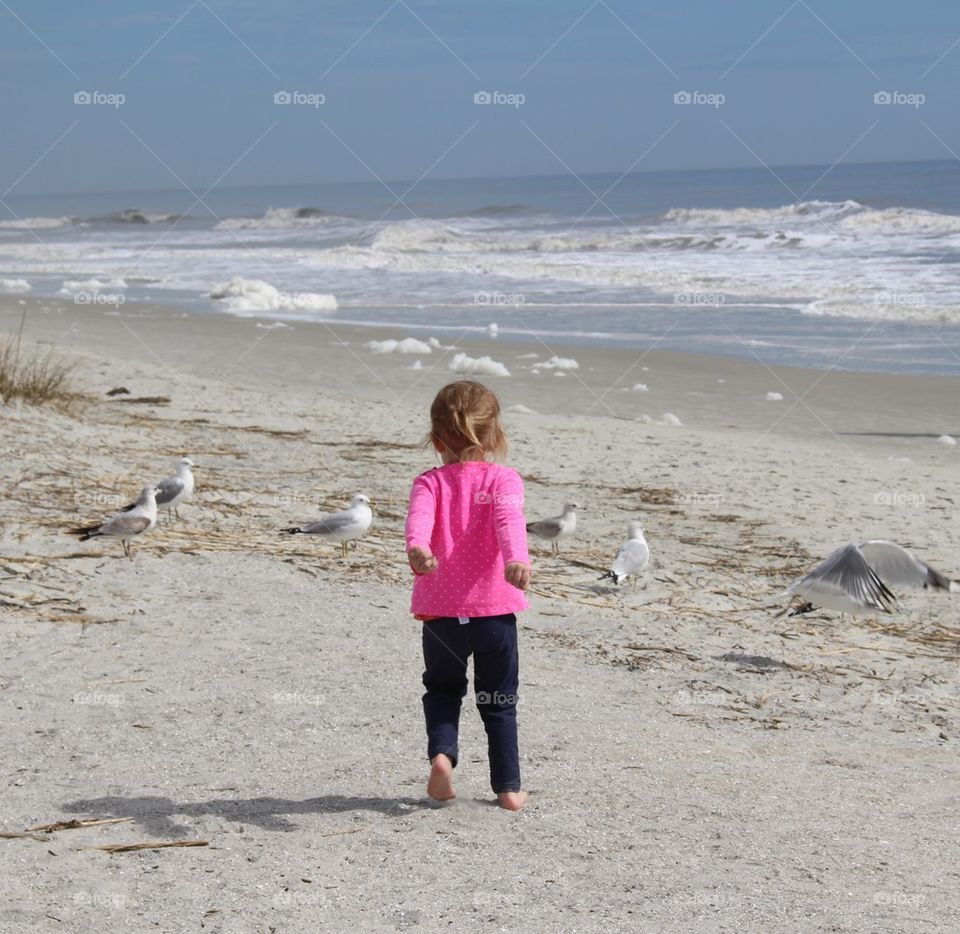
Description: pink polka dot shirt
405,461,531,618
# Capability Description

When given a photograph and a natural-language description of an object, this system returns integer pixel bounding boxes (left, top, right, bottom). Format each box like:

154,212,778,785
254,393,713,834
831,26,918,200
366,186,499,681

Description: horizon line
6,156,953,202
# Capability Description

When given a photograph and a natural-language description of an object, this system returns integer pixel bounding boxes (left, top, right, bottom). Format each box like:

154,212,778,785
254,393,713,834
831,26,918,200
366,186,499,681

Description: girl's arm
493,469,531,568
405,474,438,574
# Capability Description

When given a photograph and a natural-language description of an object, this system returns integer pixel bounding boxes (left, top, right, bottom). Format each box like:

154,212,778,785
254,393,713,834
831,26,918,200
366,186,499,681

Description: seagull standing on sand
600,520,650,592
283,494,373,557
526,503,580,554
73,486,159,560
782,540,958,616
153,457,196,520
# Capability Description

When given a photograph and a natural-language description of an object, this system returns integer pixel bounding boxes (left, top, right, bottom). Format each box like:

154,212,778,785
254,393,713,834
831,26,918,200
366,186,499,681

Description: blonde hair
426,381,508,461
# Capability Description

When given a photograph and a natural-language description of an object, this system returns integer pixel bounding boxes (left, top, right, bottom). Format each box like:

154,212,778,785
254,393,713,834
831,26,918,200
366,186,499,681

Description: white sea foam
766,391,784,401
448,352,510,377
215,207,339,230
0,278,30,292
938,434,956,446
632,383,649,392
59,277,127,292
365,337,432,354
0,216,72,229
662,200,864,226
532,355,579,370
662,413,683,426
210,277,337,314
505,403,537,414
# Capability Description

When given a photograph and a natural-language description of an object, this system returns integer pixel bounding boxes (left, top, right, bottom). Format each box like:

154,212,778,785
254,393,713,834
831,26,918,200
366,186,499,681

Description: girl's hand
408,546,438,575
504,561,532,591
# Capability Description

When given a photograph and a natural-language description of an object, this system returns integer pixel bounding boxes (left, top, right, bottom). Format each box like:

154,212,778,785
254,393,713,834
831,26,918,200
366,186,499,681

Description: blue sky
2,0,960,193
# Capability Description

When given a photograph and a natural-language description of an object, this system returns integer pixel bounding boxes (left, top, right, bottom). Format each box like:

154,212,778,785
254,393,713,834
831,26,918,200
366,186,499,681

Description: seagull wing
860,540,953,591
789,543,896,614
154,476,185,506
298,511,359,535
98,513,153,538
526,517,562,538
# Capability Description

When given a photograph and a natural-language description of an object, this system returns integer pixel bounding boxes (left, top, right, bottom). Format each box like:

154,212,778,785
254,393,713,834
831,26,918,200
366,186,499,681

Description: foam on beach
365,338,433,354
532,355,579,371
0,278,30,293
448,352,510,377
59,277,127,292
766,392,784,401
210,278,337,314
639,412,683,427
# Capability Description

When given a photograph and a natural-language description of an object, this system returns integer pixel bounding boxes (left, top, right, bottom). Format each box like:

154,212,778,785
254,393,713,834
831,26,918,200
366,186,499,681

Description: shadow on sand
61,793,428,835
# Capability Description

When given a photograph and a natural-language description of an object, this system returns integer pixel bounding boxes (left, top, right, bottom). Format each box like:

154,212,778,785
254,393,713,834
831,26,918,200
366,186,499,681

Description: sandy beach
2,296,959,932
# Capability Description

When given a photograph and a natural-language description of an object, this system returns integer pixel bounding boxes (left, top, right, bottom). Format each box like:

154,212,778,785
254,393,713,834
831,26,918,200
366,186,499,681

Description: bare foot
497,791,528,811
427,754,456,801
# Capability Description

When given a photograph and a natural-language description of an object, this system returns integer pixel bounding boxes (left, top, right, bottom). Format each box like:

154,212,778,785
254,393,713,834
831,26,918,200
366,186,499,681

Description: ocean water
3,159,960,375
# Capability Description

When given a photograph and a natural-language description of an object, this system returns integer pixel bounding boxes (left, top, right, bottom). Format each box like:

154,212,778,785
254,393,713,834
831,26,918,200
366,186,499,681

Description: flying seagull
783,540,958,616
283,493,373,557
73,485,159,560
599,520,649,592
526,502,580,554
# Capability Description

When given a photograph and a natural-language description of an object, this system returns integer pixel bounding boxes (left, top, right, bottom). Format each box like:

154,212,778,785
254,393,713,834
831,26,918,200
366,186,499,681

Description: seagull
283,494,373,557
599,520,649,592
782,540,958,616
73,485,159,560
123,457,196,521
526,502,579,554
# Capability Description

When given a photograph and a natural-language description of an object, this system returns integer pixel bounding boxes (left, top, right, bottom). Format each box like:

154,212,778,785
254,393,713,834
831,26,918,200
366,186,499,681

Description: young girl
405,380,531,811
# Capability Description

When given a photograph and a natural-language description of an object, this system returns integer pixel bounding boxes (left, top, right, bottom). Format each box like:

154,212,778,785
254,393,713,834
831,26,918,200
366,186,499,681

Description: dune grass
0,312,79,407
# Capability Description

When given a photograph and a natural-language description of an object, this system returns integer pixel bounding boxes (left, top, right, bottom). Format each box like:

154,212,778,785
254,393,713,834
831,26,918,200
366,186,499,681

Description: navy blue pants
421,614,521,794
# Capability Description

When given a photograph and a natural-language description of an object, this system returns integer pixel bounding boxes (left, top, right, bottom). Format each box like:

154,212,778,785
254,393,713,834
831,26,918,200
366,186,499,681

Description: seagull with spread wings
782,540,958,616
